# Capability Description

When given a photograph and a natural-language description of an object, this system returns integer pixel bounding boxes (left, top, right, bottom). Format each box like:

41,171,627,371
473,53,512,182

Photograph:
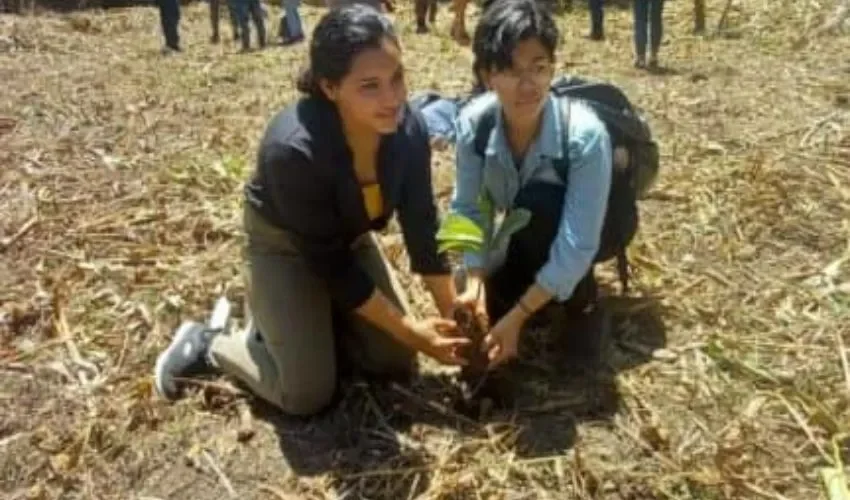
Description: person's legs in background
227,0,241,41
415,0,430,33
233,0,266,51
210,0,221,43
633,0,649,68
231,0,251,50
588,0,604,41
157,0,181,52
248,0,267,49
279,0,305,44
451,0,470,45
648,0,666,69
693,0,706,34
427,0,437,25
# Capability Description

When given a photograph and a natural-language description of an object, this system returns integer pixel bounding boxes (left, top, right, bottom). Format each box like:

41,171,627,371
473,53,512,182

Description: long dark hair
296,5,399,99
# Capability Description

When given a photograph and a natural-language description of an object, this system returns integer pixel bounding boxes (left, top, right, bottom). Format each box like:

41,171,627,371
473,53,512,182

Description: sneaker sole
154,321,208,400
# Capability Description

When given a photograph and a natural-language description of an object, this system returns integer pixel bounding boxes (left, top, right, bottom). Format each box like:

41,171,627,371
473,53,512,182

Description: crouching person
154,6,468,417
450,0,615,370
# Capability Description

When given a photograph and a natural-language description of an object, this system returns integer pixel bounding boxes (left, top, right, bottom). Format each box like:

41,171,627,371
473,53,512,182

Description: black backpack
471,76,660,294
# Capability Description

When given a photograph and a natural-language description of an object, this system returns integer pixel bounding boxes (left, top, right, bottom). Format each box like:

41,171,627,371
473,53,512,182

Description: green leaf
437,240,484,255
436,213,485,254
490,208,532,255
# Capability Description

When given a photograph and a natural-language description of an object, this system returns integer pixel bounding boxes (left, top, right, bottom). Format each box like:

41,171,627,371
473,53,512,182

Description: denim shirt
449,92,613,302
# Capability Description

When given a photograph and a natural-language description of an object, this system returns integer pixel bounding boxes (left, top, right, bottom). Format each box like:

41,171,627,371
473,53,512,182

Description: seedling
436,193,532,405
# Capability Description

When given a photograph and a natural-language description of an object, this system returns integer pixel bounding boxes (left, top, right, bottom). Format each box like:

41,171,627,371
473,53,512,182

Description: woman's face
321,37,407,136
483,37,554,129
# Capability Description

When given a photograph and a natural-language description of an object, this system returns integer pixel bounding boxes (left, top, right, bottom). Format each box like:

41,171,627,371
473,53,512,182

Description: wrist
400,314,419,336
508,302,531,325
402,314,433,346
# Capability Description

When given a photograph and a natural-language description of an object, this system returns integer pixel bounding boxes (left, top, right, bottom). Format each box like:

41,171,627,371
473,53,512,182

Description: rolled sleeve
449,115,489,270
261,142,376,309
397,112,451,276
535,106,612,301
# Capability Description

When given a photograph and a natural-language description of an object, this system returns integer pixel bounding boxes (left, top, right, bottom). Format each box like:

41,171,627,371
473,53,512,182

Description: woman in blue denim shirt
450,0,613,369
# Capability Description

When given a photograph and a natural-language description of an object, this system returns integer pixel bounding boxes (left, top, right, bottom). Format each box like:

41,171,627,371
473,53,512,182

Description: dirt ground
1,1,850,499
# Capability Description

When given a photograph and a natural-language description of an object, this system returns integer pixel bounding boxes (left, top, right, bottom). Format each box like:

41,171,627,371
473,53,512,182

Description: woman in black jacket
155,5,469,416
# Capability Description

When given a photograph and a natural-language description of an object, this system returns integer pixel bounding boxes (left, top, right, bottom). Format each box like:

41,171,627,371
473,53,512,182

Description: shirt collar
484,93,564,160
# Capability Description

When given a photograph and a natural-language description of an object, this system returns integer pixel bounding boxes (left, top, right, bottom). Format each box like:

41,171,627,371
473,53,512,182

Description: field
2,0,850,498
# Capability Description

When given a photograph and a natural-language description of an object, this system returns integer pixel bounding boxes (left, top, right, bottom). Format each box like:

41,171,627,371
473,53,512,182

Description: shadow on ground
243,291,666,498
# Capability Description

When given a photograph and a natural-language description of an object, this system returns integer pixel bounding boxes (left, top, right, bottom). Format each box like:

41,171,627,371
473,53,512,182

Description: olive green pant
208,205,416,416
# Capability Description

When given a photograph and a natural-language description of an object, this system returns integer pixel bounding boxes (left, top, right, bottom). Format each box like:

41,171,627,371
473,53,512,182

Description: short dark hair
296,5,399,98
471,0,559,90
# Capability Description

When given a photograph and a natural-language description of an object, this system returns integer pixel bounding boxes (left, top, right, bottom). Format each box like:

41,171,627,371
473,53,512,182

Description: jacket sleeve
535,103,613,301
260,141,376,309
448,110,488,271
396,111,452,276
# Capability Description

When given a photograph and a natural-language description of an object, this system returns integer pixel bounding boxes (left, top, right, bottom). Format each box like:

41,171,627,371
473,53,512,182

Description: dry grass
2,0,850,498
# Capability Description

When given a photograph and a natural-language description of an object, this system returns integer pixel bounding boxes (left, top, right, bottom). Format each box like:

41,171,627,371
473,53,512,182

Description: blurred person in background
588,0,604,40
210,0,241,44
278,0,306,45
633,0,666,69
233,0,267,51
156,0,180,53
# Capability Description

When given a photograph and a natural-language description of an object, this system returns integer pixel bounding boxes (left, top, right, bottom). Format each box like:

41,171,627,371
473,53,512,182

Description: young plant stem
455,277,489,400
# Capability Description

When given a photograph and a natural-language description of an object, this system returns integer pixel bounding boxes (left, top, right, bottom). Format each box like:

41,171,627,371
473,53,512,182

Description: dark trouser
485,181,598,326
233,0,266,50
693,0,706,32
634,0,665,59
588,0,604,39
210,0,239,42
157,0,180,50
414,0,436,31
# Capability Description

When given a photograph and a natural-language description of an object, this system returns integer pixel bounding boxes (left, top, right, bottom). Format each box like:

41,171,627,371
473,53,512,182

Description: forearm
353,288,422,349
491,283,554,339
422,274,456,317
512,283,554,319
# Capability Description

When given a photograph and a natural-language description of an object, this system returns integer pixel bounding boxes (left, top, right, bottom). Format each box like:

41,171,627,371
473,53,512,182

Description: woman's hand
404,316,470,366
482,309,526,368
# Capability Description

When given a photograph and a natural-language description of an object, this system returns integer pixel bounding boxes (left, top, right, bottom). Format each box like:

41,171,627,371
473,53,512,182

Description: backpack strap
472,106,498,159
551,95,572,183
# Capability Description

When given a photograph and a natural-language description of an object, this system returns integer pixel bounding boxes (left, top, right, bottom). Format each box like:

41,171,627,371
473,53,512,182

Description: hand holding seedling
482,308,527,368
405,316,471,366
437,194,533,389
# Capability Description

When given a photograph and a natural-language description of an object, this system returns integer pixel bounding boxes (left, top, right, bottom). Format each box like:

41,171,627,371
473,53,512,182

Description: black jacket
244,97,450,309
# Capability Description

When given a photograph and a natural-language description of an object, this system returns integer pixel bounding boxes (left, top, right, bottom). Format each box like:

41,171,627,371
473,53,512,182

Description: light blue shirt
449,92,613,302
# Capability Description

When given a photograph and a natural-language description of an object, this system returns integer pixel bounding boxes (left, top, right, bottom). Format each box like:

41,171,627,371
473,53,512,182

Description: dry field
2,0,850,498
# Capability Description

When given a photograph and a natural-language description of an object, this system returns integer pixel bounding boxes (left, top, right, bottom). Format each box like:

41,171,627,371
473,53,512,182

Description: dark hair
296,5,399,99
471,0,559,92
